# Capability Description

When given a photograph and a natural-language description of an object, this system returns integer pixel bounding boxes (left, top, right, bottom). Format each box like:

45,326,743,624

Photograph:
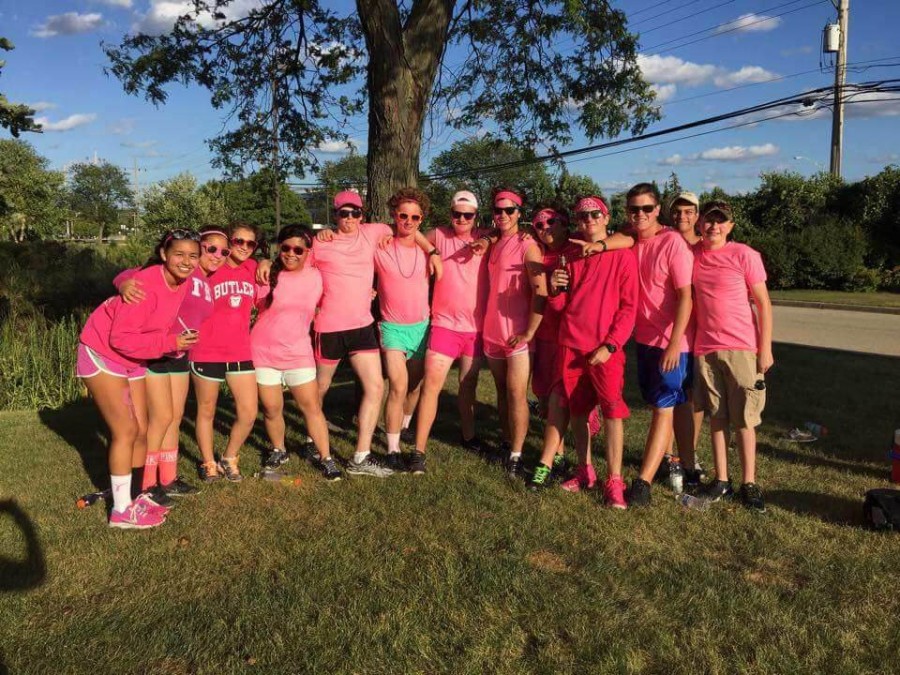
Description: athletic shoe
604,476,627,510
218,456,243,483
399,428,415,446
739,482,766,513
301,439,319,463
654,454,674,483
461,435,485,456
527,399,542,417
702,479,733,503
109,500,166,530
199,461,221,483
528,463,552,491
161,477,200,498
347,454,395,478
625,478,652,507
667,458,684,495
134,492,170,517
560,463,597,492
263,449,289,471
588,407,602,437
408,452,427,475
506,455,524,480
384,453,406,473
320,456,342,482
551,454,571,481
146,485,176,509
684,463,706,490
785,428,816,443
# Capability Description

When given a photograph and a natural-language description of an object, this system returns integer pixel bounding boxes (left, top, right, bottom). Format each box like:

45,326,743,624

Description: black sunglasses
280,244,307,255
231,236,258,250
336,208,363,219
165,229,201,244
535,217,563,230
493,206,518,216
451,210,476,220
627,204,657,215
201,243,231,257
576,210,605,221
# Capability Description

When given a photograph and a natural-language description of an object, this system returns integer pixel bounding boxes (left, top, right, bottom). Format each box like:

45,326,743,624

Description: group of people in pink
77,181,773,530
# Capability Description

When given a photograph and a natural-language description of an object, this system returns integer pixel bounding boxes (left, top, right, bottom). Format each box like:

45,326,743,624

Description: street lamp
793,155,826,172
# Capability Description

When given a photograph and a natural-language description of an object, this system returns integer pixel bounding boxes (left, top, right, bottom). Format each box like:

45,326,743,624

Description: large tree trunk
358,0,454,221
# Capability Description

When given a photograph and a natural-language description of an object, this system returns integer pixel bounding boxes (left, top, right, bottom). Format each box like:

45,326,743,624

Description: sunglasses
280,244,307,255
231,237,258,250
164,229,201,244
396,213,422,223
336,208,362,219
493,206,518,216
576,210,605,221
202,243,231,258
534,217,563,230
627,204,657,215
451,210,476,220
703,213,729,224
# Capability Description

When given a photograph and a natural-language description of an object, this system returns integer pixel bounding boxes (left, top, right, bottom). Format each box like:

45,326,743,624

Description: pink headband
575,196,609,215
494,190,523,207
532,208,569,227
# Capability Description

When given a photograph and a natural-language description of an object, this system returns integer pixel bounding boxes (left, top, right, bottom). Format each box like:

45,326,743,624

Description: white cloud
715,13,782,34
639,54,779,93
844,92,900,119
35,113,98,132
108,118,137,135
713,66,779,88
698,144,779,161
133,0,260,35
651,84,677,103
92,0,133,7
121,140,158,148
660,154,683,166
316,139,360,154
32,12,105,38
26,102,57,113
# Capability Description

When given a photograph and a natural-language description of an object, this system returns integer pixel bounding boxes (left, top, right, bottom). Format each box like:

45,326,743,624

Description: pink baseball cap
333,190,363,210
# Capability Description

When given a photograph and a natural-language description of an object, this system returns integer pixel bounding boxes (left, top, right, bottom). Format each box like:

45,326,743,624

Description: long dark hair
141,228,201,269
266,224,314,309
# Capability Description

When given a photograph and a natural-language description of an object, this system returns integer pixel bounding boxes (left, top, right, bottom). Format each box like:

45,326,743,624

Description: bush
844,267,882,293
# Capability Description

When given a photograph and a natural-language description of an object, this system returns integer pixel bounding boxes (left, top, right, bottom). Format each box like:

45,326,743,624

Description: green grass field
2,343,900,674
771,289,900,309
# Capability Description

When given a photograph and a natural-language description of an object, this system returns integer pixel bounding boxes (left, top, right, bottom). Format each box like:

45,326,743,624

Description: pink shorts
428,326,483,360
483,339,533,361
531,338,559,398
76,343,146,380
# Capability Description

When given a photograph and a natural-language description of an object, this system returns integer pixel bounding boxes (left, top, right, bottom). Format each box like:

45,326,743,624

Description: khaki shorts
694,350,766,429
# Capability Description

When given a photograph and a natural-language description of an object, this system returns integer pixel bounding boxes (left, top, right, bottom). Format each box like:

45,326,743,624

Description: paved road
773,305,900,356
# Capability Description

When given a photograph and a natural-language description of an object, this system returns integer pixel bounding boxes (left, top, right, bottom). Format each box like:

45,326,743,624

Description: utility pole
829,0,849,178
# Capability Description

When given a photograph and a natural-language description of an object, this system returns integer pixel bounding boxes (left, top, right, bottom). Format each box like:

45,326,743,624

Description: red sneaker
604,475,627,509
560,463,597,492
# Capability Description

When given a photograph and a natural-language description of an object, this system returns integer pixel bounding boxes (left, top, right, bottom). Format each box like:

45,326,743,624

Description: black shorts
190,360,255,382
147,353,190,376
314,323,380,364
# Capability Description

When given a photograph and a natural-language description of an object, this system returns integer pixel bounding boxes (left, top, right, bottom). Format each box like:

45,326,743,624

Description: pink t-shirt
693,242,767,355
535,241,581,342
251,265,323,370
633,227,693,351
80,265,187,367
374,239,430,324
483,231,540,347
189,258,258,362
310,222,393,333
429,226,489,333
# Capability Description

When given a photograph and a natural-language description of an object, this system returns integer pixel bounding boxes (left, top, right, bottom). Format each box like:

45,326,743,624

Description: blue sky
2,0,899,197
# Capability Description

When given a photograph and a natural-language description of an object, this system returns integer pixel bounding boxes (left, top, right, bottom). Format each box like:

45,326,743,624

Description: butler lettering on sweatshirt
80,265,188,367
190,258,259,363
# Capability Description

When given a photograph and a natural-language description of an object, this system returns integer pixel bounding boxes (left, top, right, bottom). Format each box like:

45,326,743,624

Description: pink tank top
430,226,489,333
483,231,538,347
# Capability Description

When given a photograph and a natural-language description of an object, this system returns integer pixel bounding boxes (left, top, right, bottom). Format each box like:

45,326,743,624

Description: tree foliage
141,172,227,240
0,140,65,242
67,162,134,241
0,38,39,138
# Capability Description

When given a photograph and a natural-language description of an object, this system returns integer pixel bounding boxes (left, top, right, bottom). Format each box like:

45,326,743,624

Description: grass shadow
0,499,46,591
758,442,887,481
766,489,864,527
38,401,107,491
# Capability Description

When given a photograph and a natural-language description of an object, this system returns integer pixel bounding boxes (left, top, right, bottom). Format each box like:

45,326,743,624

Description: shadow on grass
758,442,887,481
39,402,107,491
767,489,864,527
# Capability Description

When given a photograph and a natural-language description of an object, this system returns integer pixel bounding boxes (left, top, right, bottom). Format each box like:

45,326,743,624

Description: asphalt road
773,305,900,357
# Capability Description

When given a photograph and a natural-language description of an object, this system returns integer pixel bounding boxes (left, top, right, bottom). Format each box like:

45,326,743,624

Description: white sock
401,414,412,430
353,451,370,464
387,433,401,454
510,451,522,460
305,435,313,444
110,474,132,513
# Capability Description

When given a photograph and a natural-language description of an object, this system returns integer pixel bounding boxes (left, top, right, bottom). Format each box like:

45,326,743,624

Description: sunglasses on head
336,208,362,219
576,210,605,221
493,206,518,216
231,236,257,250
165,229,201,244
280,244,307,255
202,243,231,258
397,213,422,223
627,204,657,215
451,210,476,220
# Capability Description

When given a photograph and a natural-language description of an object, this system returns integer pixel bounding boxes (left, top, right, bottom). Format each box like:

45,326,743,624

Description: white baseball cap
450,190,478,210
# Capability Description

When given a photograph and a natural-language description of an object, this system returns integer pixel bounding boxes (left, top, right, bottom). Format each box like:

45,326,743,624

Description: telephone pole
829,0,849,178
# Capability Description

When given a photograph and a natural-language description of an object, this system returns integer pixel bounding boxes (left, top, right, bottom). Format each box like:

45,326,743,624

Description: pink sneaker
134,493,170,517
560,464,597,492
109,500,166,529
588,408,602,437
604,475,627,509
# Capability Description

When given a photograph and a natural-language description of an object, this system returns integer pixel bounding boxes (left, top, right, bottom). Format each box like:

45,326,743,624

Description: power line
636,0,743,35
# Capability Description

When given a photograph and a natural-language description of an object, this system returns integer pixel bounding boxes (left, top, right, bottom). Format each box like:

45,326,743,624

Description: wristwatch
604,343,617,353
428,249,440,256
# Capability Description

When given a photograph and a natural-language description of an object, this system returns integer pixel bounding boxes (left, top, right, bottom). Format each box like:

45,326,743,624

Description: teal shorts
379,319,429,360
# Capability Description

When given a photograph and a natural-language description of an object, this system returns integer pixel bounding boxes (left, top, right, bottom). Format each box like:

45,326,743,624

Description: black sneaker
506,454,523,480
461,435,485,456
528,463,552,491
146,485,176,508
702,479,733,502
551,454,570,481
625,478,652,507
320,456,342,482
684,464,706,490
384,453,407,473
739,482,766,512
263,449,289,471
408,452,427,475
161,477,200,498
654,454,674,483
399,428,415,446
300,439,319,463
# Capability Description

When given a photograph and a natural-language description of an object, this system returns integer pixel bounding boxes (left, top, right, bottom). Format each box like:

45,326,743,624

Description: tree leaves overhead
0,140,64,242
0,38,40,138
68,162,134,240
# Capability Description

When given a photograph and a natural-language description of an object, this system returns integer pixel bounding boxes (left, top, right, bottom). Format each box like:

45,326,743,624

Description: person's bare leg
315,361,339,407
289,381,330,459
505,351,532,455
383,350,409,435
414,351,454,453
604,418,624,478
129,378,149,472
348,351,385,456
83,374,139,476
673,400,696,468
486,357,510,443
221,373,258,460
457,355,481,441
163,375,190,451
638,408,675,483
710,417,730,482
402,357,425,426
538,392,568,466
258,384,286,450
145,375,175,460
571,413,591,466
192,374,221,465
736,426,756,484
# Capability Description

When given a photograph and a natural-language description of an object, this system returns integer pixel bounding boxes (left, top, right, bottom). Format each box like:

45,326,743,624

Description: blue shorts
636,343,689,409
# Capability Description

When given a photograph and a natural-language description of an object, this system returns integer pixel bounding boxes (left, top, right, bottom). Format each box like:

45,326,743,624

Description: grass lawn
2,342,900,673
771,289,900,309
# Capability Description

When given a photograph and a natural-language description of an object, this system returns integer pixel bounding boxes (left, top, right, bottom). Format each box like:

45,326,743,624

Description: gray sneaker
347,454,395,478
263,449,289,471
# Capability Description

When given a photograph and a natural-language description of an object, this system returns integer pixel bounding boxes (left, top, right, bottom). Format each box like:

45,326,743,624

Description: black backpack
863,489,900,531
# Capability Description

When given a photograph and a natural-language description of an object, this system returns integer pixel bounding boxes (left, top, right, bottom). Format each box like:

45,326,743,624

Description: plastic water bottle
804,422,829,437
254,471,302,486
679,493,710,511
669,457,684,495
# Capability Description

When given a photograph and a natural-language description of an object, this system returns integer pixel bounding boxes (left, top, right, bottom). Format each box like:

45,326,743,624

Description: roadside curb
772,299,900,316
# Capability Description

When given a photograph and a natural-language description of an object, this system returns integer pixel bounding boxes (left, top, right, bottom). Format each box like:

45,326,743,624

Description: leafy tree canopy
141,172,227,240
0,38,39,138
68,162,134,241
0,139,65,242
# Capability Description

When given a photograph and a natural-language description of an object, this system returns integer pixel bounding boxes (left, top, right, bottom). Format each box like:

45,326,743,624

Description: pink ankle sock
158,447,179,486
142,451,160,490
